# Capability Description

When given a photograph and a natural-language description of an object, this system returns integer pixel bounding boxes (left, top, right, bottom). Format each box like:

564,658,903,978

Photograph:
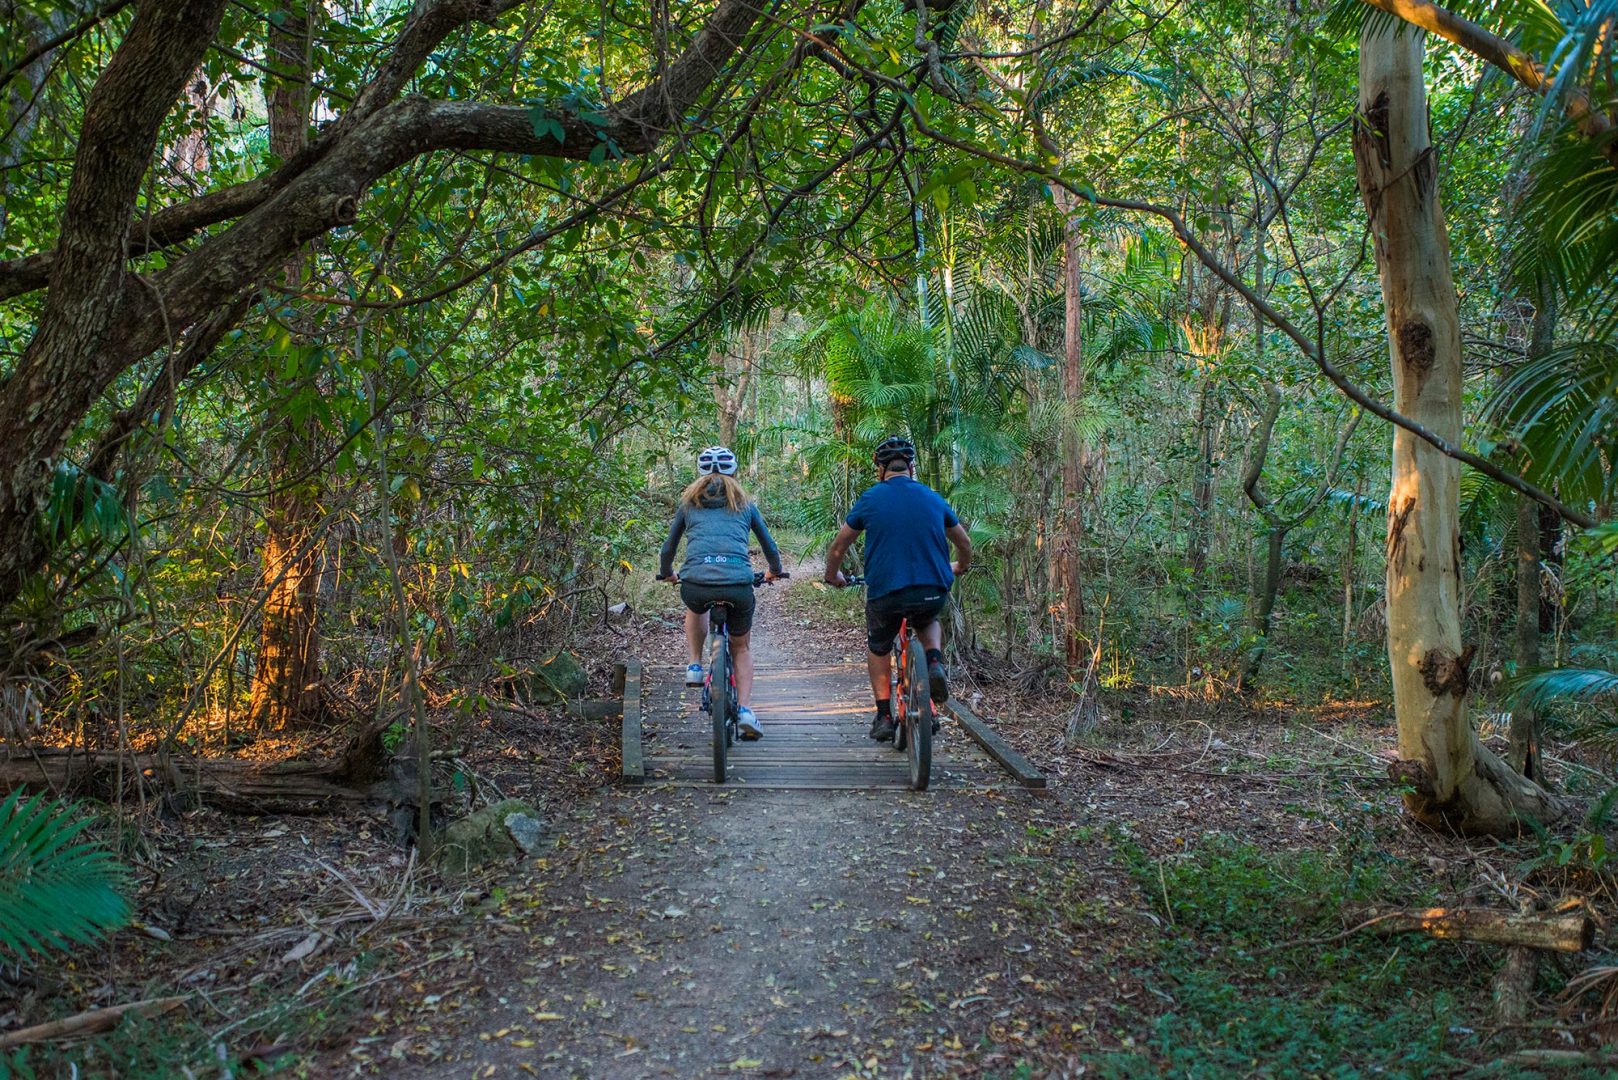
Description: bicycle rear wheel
711,640,733,784
904,639,932,790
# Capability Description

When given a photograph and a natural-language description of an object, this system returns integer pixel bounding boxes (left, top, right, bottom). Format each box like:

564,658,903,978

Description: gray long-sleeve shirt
658,497,784,585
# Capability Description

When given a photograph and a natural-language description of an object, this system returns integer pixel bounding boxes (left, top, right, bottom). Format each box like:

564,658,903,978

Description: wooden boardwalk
636,661,1013,789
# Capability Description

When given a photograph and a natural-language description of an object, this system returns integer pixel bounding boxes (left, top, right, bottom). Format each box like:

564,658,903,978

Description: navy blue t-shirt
845,476,959,600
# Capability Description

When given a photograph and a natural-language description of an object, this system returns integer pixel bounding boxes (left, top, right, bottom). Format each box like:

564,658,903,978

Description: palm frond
0,791,131,961
1512,666,1618,712
1029,62,1163,115
1486,339,1618,510
1323,486,1386,515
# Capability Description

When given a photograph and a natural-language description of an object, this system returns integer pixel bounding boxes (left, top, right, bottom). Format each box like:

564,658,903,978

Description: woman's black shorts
680,581,756,635
865,584,948,655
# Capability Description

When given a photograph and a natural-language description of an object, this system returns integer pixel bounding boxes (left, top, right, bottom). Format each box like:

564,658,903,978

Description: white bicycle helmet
696,445,738,476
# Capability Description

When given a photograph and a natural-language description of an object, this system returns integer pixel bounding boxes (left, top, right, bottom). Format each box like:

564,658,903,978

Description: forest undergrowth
2,561,1612,1078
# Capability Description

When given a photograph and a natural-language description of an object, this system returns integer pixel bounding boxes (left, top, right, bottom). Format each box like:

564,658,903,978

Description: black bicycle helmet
873,435,916,468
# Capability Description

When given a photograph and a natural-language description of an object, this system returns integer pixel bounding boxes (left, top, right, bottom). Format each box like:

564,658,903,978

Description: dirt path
367,578,1140,1079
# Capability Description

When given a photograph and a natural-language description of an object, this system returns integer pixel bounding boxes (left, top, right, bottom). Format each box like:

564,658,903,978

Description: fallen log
1362,906,1593,953
0,996,188,1049
1508,1050,1618,1068
1490,945,1538,1023
0,717,394,814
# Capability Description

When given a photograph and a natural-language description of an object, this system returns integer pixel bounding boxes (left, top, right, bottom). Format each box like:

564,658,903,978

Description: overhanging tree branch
0,0,774,612
887,81,1600,528
0,0,768,303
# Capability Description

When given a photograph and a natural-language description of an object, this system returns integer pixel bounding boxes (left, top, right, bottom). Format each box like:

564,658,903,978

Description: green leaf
0,792,130,962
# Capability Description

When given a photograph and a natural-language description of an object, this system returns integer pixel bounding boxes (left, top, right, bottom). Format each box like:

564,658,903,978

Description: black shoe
927,660,949,704
869,713,896,742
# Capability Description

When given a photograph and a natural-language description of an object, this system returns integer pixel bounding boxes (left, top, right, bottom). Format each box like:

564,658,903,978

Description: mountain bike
665,572,783,784
844,576,932,791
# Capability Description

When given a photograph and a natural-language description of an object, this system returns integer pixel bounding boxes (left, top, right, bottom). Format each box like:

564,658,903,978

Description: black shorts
680,581,756,635
866,584,948,655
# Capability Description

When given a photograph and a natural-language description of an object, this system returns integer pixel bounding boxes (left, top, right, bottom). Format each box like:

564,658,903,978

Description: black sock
925,648,943,665
875,698,892,717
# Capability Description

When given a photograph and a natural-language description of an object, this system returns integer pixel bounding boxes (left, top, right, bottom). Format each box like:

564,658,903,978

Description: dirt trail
377,579,1131,1079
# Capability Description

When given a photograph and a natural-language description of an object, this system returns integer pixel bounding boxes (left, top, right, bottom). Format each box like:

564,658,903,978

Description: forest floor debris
10,578,1618,1077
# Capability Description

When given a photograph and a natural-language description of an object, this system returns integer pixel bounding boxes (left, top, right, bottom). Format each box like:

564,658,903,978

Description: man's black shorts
866,584,948,655
680,581,756,635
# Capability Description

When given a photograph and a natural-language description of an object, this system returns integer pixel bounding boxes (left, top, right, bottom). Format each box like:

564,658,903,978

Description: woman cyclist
656,446,785,739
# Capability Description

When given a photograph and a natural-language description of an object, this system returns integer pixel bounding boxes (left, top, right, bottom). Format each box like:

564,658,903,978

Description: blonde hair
681,472,751,512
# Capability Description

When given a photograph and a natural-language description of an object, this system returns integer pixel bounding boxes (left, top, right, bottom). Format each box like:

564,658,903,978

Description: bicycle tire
712,641,732,784
892,637,908,754
905,640,932,790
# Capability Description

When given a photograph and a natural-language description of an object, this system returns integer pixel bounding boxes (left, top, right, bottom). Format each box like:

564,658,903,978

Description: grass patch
1098,833,1504,1077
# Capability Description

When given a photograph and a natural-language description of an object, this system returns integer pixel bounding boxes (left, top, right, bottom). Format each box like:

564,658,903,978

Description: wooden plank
635,661,1021,791
944,698,1046,788
620,658,644,785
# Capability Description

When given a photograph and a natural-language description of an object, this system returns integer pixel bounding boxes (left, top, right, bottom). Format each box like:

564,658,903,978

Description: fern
0,790,131,960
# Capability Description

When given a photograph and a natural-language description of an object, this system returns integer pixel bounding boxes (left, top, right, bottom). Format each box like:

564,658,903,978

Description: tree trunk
248,0,322,731
1054,189,1088,671
1512,491,1544,778
1509,296,1555,780
709,321,758,448
1187,380,1216,577
0,0,230,611
1353,24,1564,834
1342,470,1364,671
1245,526,1285,682
1238,383,1283,688
1362,905,1593,952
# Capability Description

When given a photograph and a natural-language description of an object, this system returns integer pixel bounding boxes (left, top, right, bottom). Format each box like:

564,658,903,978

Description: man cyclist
824,435,972,742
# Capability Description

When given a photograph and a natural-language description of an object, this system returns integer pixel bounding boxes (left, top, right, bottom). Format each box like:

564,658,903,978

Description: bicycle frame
843,576,932,790
701,605,736,724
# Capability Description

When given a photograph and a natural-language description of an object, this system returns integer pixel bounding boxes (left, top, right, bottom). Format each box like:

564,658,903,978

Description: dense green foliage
0,0,1612,730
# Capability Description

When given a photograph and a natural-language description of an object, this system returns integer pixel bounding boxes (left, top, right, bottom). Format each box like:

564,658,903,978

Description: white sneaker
685,663,704,687
737,707,762,740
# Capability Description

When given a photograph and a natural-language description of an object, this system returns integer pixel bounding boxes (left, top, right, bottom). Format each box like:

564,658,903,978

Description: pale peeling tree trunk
1353,25,1564,834
248,0,323,731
